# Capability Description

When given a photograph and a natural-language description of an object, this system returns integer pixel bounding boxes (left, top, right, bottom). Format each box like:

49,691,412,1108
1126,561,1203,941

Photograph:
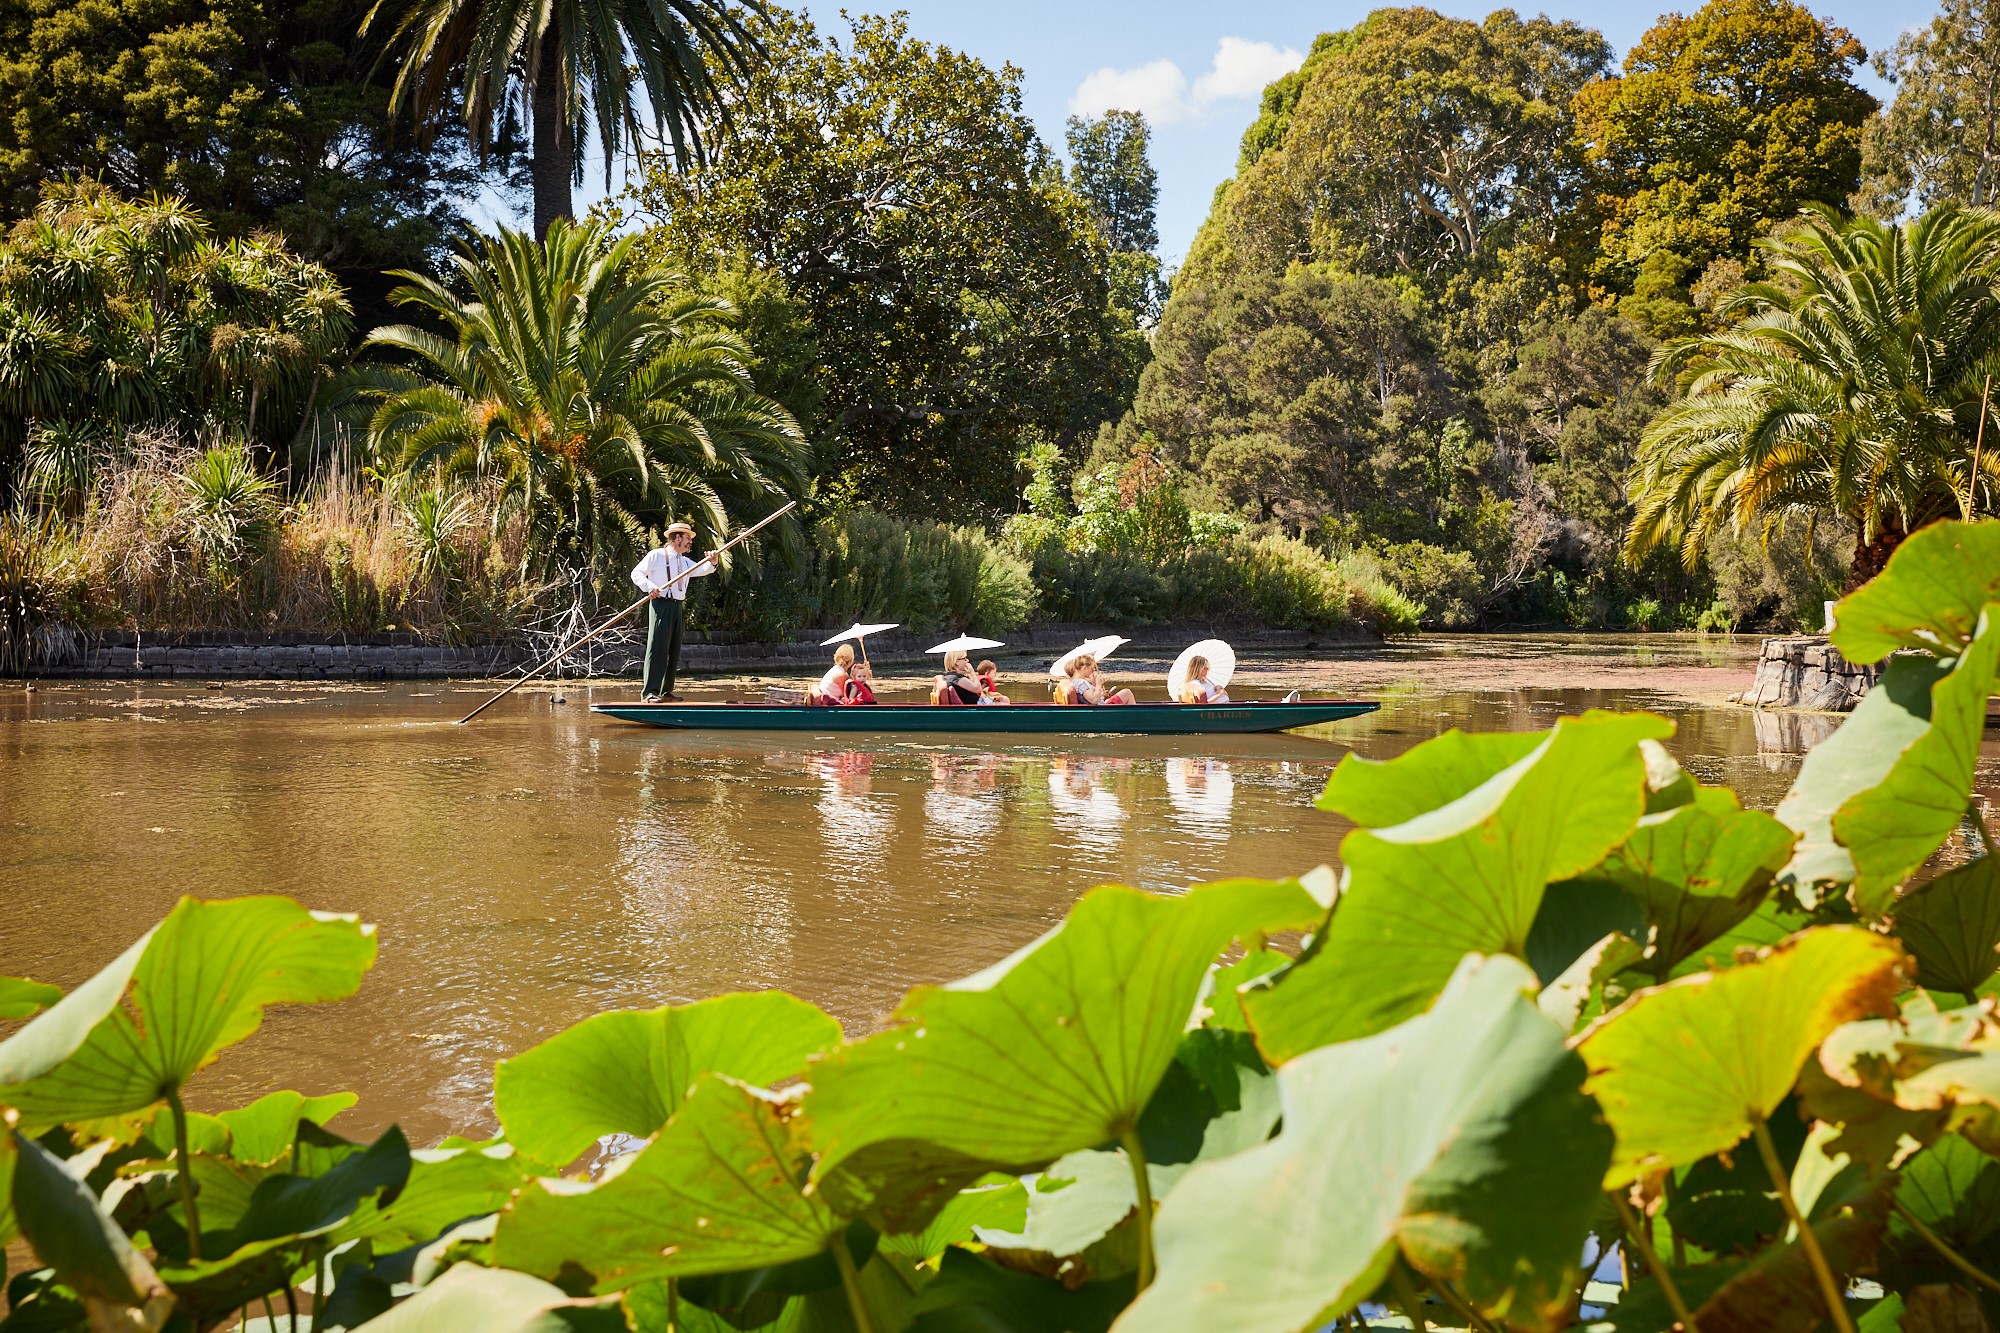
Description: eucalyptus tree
364,0,770,237
360,219,808,583
1628,204,2000,584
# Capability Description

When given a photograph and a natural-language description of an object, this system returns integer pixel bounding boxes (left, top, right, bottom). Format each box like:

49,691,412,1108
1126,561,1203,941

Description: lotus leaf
1584,787,1796,977
1522,878,1647,985
0,897,376,1126
1122,955,1608,1333
9,1130,173,1329
331,1137,530,1252
155,1125,411,1320
877,1180,1027,1261
1681,1173,1892,1333
1878,1133,2000,1294
345,1261,626,1332
1245,711,1671,1061
496,1074,846,1291
1315,728,1543,825
1581,927,1906,1186
495,991,843,1167
802,878,1320,1225
1893,854,2000,999
1829,520,2000,661
1815,998,2000,1150
181,1089,357,1165
0,978,59,1021
1778,617,2000,912
906,1248,1132,1333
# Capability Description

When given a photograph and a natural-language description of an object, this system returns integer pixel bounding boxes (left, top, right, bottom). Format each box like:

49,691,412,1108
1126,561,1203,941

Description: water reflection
1752,710,1842,770
1047,755,1132,853
924,754,1001,858
807,751,894,877
1166,757,1235,838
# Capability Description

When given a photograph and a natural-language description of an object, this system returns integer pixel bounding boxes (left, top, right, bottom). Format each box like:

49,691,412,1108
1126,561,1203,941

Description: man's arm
631,551,659,594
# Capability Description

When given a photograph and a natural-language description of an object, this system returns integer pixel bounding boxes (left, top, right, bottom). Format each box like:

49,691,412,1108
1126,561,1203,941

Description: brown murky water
4,634,1991,1145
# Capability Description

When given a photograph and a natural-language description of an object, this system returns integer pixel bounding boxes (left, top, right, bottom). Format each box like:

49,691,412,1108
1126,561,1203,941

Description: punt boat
590,698,1379,735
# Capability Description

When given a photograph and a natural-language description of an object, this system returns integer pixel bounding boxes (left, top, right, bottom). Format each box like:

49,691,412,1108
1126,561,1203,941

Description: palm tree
358,218,808,584
364,0,769,238
1627,204,2000,586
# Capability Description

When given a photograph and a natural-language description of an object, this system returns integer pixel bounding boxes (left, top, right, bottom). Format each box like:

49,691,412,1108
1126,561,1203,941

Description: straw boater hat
665,521,695,538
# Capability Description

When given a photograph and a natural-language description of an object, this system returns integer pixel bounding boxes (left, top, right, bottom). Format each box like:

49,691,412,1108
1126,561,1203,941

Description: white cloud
1193,37,1304,106
1068,38,1303,127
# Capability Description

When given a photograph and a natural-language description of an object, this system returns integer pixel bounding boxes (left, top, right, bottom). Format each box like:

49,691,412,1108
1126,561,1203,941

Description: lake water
5,635,1992,1145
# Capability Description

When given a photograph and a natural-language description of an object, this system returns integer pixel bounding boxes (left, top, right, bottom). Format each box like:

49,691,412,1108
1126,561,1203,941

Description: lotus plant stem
667,1277,679,1332
1119,1126,1156,1291
167,1086,202,1259
1664,1172,1687,1267
284,1281,298,1331
1612,1192,1699,1333
1751,1115,1855,1333
830,1234,875,1333
1427,1277,1497,1333
1890,1196,2000,1292
1387,1266,1429,1332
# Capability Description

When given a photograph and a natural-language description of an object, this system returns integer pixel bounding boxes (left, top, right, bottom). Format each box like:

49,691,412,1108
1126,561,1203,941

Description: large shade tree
358,219,808,583
364,0,768,237
1628,205,2000,585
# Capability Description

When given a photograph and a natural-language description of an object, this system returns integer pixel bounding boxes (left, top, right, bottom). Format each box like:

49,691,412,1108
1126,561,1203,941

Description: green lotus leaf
1668,898,1808,978
157,1126,411,1321
1878,1133,2000,1294
1684,1172,1892,1333
495,991,843,1167
1894,855,2000,1000
178,1089,357,1168
1245,711,1672,1062
346,1261,626,1332
1584,787,1797,978
801,877,1320,1225
1814,996,2000,1151
0,896,376,1127
907,1248,1133,1333
877,1179,1027,1261
1536,931,1645,1033
0,977,60,1021
495,1074,846,1291
1829,519,2000,662
1200,948,1288,1032
331,1137,531,1252
1778,617,2000,913
11,1130,173,1328
1580,926,1906,1186
1521,879,1647,985
1122,955,1608,1333
0,1114,14,1249
1315,728,1543,825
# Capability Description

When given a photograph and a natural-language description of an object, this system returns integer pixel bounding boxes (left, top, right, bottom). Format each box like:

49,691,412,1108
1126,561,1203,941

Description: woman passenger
1176,655,1229,705
933,649,988,705
815,643,855,706
1059,653,1135,706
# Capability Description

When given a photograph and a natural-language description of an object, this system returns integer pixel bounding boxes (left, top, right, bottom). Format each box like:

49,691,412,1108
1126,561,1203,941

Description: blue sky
556,2,1922,267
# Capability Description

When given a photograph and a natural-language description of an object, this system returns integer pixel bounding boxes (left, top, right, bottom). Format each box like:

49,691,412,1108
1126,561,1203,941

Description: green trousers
642,596,684,697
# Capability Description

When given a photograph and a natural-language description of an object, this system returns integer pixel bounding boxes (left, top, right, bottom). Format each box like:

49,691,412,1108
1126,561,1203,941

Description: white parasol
1049,635,1129,679
926,634,1006,656
820,622,899,665
1168,639,1236,701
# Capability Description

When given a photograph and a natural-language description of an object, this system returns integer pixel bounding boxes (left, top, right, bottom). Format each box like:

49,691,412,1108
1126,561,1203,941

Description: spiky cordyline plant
1627,203,2000,585
358,219,808,589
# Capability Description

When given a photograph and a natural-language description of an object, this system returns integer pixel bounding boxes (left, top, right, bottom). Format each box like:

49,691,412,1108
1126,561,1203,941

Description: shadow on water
2,647,1992,1142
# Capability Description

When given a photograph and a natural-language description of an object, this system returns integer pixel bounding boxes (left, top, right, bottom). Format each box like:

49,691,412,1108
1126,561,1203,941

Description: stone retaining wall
1735,635,1880,711
26,623,1359,681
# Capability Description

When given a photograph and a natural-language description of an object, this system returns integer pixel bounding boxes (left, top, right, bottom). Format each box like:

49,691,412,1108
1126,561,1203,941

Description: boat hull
589,699,1379,735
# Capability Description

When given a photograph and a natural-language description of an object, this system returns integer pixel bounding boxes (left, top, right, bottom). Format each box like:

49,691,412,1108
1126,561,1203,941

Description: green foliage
1066,111,1164,328
0,0,483,294
621,11,1140,522
0,183,352,453
1631,206,2000,581
354,219,808,585
1574,0,1876,283
5,518,2000,1333
1858,0,2000,214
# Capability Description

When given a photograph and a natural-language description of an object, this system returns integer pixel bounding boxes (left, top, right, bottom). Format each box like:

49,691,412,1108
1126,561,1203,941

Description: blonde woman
933,649,987,706
1176,655,1229,705
816,643,856,705
1061,653,1135,706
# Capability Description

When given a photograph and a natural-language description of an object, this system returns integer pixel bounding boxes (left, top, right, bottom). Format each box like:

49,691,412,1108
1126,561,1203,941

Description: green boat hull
590,699,1378,735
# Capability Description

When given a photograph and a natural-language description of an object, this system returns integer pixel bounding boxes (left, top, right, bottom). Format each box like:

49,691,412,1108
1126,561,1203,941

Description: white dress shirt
630,547,715,601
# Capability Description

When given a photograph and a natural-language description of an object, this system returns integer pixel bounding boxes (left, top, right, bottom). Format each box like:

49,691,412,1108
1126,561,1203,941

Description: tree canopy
1858,0,2000,213
620,11,1142,522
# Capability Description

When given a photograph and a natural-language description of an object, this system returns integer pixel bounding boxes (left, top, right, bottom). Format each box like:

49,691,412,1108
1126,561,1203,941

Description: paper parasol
926,634,1006,655
1168,639,1236,700
819,622,899,647
1049,635,1130,678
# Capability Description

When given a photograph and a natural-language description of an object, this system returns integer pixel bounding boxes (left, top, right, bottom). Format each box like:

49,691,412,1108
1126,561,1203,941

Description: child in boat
976,659,1010,705
1176,655,1229,705
1059,654,1134,706
815,644,854,705
843,661,878,704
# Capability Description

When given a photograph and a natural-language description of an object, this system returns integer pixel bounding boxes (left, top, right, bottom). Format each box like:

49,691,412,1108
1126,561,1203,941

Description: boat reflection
1047,755,1132,852
807,751,893,874
925,754,1002,853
